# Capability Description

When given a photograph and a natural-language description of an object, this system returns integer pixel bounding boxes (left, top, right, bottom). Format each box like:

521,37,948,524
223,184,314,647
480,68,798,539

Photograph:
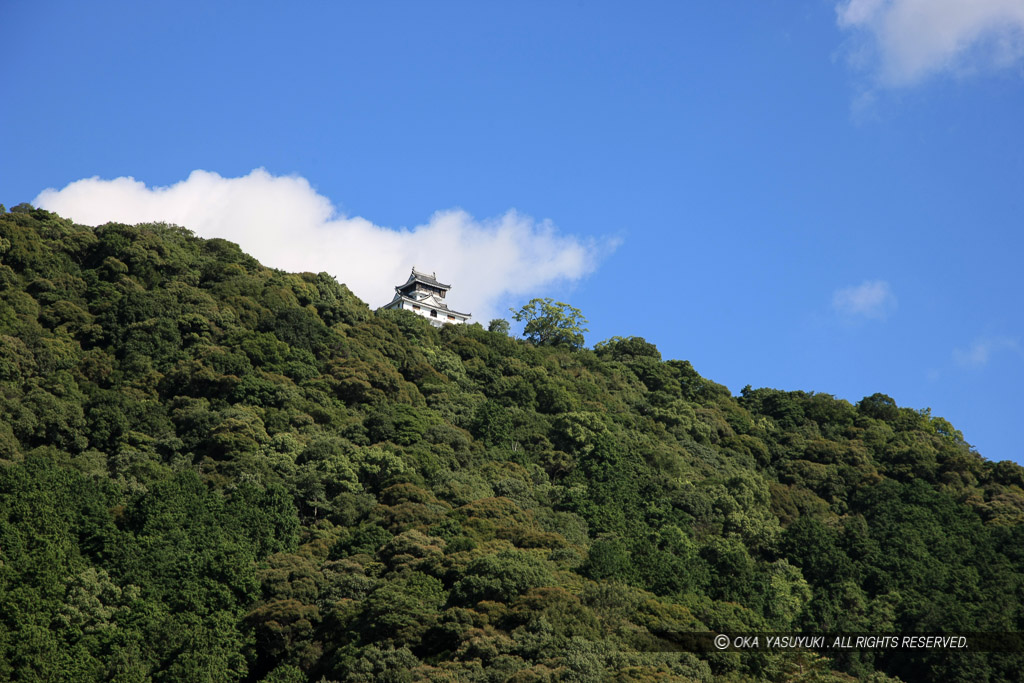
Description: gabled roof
407,291,450,310
397,267,451,291
387,293,470,318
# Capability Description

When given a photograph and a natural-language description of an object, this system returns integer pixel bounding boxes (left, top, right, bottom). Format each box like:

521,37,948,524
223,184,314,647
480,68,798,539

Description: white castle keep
381,268,471,327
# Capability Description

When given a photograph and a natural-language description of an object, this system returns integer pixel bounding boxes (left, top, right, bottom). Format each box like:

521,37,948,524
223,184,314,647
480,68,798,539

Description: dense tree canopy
511,298,589,349
0,208,1021,681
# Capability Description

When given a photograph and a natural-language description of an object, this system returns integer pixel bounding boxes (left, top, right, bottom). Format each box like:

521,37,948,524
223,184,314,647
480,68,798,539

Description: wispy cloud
35,169,617,322
953,335,1020,368
832,279,897,320
836,0,1024,86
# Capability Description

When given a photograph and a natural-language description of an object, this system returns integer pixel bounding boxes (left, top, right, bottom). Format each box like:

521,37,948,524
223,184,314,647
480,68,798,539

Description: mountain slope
1,206,1022,682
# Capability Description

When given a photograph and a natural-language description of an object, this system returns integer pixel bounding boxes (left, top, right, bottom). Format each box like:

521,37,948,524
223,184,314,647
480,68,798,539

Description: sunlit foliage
0,208,1021,681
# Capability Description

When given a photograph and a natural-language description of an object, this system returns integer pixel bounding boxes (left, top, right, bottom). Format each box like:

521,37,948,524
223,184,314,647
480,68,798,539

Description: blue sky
2,1,1022,464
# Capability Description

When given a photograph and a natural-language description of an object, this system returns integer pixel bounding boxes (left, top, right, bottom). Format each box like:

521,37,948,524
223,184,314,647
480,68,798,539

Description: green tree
0,207,1020,682
511,298,588,349
487,318,510,335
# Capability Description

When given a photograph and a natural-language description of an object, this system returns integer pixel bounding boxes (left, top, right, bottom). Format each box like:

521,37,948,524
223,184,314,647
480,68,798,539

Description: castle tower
381,268,471,327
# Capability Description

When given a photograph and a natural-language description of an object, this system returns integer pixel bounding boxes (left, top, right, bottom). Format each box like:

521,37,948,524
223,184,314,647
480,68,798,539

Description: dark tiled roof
400,267,451,290
389,294,470,318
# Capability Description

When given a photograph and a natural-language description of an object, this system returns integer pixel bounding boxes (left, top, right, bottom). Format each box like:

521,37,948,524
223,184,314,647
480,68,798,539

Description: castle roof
397,267,451,292
392,294,470,318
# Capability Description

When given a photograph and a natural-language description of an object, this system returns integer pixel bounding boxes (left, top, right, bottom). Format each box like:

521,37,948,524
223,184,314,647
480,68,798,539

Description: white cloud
35,169,615,322
832,279,897,319
953,335,1020,367
836,0,1024,86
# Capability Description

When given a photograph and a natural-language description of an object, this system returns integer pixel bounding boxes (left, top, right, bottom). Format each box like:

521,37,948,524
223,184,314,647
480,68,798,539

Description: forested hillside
1,205,1022,682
